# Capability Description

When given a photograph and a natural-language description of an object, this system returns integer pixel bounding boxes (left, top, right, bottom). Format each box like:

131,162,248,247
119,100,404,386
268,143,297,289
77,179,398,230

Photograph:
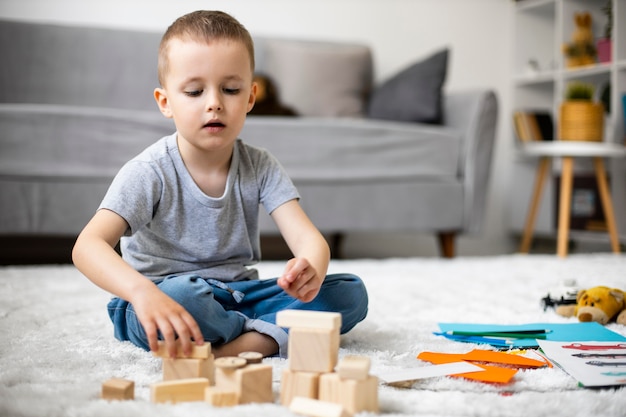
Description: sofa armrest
443,90,498,234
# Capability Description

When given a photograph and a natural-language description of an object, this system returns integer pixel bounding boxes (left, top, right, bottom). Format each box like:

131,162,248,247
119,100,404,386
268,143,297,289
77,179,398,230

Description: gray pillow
367,48,449,124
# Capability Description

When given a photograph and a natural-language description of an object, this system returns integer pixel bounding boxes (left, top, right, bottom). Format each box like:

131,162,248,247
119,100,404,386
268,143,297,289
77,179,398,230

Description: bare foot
212,331,279,358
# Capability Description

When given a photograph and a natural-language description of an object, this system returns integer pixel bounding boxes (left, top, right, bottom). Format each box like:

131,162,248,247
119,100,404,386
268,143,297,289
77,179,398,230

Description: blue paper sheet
436,322,626,348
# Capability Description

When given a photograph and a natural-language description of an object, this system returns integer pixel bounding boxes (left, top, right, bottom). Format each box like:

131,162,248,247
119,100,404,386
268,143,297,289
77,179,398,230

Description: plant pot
559,101,604,141
597,38,612,63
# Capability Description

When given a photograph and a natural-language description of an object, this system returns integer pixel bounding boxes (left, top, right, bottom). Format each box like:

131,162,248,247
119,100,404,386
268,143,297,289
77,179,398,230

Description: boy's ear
154,87,173,118
246,82,257,113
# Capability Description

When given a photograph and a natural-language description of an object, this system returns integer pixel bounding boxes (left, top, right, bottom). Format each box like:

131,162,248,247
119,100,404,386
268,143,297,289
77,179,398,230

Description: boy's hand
277,258,322,302
130,283,205,358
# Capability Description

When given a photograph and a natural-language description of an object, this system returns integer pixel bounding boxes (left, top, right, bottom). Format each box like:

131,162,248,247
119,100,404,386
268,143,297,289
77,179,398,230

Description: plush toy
562,12,597,68
248,73,297,116
556,286,626,325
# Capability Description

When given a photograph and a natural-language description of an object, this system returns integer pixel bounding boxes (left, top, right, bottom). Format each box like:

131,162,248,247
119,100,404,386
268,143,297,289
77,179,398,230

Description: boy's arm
72,209,204,357
271,199,330,302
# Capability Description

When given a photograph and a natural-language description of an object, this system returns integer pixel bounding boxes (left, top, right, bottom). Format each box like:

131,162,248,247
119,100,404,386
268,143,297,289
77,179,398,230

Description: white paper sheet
538,340,626,387
376,362,484,384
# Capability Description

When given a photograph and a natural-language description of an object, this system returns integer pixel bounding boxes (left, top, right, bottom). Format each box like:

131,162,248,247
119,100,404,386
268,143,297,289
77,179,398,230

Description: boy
72,10,368,359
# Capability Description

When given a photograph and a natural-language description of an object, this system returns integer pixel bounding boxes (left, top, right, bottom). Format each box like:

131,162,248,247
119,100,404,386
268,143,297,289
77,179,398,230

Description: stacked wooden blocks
100,310,378,415
277,310,379,417
147,340,273,406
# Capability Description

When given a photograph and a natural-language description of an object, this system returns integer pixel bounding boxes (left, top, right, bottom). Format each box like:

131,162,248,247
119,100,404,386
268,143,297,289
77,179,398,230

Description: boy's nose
205,93,223,112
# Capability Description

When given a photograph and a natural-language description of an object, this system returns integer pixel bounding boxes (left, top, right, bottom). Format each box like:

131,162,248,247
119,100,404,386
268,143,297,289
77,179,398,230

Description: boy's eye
223,88,240,95
185,90,203,97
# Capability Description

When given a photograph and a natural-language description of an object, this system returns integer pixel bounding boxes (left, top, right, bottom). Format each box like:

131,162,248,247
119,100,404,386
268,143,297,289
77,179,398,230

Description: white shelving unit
509,0,626,244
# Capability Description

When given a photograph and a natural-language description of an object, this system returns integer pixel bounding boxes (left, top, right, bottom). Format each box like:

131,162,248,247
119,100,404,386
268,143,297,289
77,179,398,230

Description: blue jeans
107,273,368,357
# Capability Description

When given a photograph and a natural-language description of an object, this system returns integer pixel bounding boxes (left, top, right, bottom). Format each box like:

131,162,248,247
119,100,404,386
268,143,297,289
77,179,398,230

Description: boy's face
154,38,256,155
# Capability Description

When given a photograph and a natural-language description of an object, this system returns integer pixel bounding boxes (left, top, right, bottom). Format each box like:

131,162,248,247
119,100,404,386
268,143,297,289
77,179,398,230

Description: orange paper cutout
462,349,547,368
417,349,547,384
454,364,518,384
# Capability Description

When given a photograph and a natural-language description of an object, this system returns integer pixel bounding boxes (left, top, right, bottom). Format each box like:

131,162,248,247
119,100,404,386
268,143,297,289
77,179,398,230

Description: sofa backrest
253,37,373,118
0,20,162,111
0,20,374,117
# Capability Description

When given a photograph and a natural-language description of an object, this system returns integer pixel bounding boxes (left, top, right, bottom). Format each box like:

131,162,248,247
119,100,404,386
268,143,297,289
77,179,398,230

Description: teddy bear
248,73,298,116
556,286,626,325
562,12,597,68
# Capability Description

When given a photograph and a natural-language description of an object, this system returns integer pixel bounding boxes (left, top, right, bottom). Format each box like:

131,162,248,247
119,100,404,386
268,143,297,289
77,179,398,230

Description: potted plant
597,1,612,63
559,82,604,141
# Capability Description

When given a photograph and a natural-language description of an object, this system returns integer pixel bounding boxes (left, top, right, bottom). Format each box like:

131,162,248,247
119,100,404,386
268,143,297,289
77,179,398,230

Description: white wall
0,0,516,257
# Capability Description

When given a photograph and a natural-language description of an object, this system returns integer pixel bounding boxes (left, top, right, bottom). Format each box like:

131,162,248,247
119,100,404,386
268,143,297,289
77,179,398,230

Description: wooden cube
288,327,339,373
153,340,211,359
318,373,341,404
101,378,134,401
340,375,379,414
205,386,238,407
150,378,210,404
280,369,320,406
237,364,274,404
289,396,350,417
319,373,379,414
276,310,341,330
337,355,371,380
162,356,215,384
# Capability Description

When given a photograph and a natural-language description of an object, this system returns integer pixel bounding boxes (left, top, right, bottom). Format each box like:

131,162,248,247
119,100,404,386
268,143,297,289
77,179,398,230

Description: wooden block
153,340,211,359
205,386,238,407
340,375,379,414
214,356,247,370
163,355,215,384
289,396,350,417
238,351,264,364
280,369,320,406
320,373,379,414
276,310,341,330
237,364,274,404
288,327,339,372
214,356,247,394
101,378,134,401
337,355,371,380
150,378,210,403
318,373,341,404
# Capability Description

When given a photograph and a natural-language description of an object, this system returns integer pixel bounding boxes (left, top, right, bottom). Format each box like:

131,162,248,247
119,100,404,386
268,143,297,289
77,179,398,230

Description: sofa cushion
255,38,373,118
367,48,448,124
242,116,461,182
0,104,174,178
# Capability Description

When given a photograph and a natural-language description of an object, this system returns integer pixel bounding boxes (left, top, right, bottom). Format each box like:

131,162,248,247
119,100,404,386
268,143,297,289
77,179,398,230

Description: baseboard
0,235,77,265
0,234,343,265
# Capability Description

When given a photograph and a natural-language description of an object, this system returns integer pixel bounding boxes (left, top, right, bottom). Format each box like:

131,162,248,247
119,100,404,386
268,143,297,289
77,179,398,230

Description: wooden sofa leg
437,232,456,258
328,233,344,259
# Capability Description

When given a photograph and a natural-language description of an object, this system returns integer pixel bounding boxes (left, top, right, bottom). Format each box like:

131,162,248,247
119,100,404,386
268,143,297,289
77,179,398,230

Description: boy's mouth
204,121,225,128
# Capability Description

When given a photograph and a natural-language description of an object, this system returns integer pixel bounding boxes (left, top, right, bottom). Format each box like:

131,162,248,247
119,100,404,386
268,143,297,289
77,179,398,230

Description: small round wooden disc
214,356,247,369
238,351,263,364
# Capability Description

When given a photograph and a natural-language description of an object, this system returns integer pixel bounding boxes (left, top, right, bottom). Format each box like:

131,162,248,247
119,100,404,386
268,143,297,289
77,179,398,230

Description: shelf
562,63,612,79
514,62,616,85
513,71,557,86
515,0,556,13
509,0,626,246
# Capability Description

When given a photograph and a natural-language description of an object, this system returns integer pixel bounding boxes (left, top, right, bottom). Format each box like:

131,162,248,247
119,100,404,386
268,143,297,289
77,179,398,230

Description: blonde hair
157,10,255,86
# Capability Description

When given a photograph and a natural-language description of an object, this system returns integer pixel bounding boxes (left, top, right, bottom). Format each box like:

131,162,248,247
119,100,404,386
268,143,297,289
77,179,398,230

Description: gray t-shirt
99,133,299,282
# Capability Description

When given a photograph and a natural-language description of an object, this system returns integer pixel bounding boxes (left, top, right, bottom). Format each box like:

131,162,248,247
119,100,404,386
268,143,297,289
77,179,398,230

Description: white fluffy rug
1,254,626,417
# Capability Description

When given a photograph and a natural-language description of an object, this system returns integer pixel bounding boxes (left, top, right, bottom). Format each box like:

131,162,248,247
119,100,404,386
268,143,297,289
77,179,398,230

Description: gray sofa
0,19,497,261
